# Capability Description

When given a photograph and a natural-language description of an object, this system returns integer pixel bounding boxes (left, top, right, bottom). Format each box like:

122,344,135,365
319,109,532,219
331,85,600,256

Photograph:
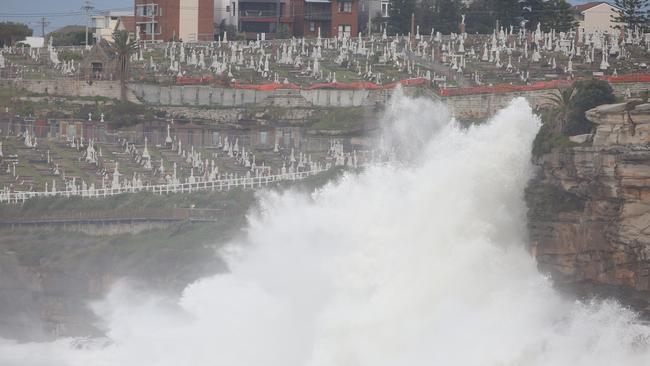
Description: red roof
572,1,613,12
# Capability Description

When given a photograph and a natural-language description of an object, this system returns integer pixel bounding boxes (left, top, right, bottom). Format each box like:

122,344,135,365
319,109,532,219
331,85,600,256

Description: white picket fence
0,168,326,205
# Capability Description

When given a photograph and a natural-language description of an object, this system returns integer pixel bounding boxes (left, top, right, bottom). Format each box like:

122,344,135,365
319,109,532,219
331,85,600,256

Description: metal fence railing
0,167,325,204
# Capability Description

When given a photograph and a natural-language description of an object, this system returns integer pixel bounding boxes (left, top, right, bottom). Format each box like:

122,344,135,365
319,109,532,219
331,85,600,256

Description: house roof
85,39,117,61
572,1,618,13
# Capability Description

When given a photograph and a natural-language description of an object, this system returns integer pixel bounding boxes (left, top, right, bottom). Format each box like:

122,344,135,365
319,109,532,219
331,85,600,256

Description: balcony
304,12,331,21
304,3,331,21
240,10,278,18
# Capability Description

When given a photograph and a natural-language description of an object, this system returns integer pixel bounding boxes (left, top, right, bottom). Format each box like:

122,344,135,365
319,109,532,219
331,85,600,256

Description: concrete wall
610,82,650,95
443,82,650,120
9,80,139,103
443,89,555,119
0,221,172,236
131,83,379,107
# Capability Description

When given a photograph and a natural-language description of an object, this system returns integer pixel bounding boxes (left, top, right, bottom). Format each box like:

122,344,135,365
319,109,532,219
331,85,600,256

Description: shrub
564,79,615,135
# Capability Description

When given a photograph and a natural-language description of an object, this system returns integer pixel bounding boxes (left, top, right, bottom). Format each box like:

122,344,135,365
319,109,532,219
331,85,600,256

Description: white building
214,0,239,30
22,36,45,48
573,1,623,34
92,11,134,42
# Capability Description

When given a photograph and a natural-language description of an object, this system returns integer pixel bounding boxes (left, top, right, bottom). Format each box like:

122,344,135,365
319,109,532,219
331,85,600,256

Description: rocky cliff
527,102,650,315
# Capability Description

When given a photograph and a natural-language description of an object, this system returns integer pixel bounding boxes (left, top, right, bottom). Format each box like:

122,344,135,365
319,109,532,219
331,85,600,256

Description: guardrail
0,167,325,205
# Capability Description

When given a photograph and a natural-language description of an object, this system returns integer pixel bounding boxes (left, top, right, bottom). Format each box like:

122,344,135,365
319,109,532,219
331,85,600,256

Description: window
309,21,315,32
337,24,351,38
231,2,236,16
137,4,159,17
339,1,352,12
226,5,230,13
381,1,389,17
144,22,158,35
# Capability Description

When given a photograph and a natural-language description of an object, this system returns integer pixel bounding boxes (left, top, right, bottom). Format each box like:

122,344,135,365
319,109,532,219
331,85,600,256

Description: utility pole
82,0,94,48
36,17,50,37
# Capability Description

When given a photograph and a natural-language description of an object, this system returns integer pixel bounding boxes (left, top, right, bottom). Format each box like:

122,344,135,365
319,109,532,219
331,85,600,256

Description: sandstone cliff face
527,102,650,315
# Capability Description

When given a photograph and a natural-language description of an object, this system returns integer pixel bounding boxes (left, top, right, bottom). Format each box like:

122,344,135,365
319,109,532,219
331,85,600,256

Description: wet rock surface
527,102,650,316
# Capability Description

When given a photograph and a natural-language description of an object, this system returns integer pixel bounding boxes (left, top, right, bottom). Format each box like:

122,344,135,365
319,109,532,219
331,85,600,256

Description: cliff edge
527,102,650,315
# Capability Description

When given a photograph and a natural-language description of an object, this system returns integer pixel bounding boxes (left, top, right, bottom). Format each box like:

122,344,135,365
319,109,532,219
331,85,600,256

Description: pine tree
436,0,465,34
387,0,416,35
612,0,649,30
417,0,464,35
543,0,578,32
522,0,546,30
466,0,522,33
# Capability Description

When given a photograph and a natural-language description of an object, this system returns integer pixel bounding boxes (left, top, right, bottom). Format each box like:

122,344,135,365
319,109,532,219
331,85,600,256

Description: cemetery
1,18,650,204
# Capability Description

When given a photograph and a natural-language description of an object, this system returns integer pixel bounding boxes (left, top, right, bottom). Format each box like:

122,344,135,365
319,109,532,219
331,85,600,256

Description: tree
277,24,291,39
543,86,575,134
466,0,523,34
218,20,239,40
418,0,465,35
565,79,615,135
522,0,576,32
0,22,32,47
387,0,416,35
49,30,90,46
543,0,577,32
521,0,546,30
612,0,649,30
112,30,138,102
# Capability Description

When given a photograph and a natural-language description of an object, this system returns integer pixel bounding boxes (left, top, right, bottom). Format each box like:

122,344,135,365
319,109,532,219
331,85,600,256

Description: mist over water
2,94,650,365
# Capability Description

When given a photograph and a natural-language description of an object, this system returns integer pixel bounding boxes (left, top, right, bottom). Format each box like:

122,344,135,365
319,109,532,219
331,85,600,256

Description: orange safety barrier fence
232,82,300,90
303,78,429,90
175,75,215,85
438,80,573,97
174,73,650,94
438,73,650,97
601,73,650,83
175,77,430,91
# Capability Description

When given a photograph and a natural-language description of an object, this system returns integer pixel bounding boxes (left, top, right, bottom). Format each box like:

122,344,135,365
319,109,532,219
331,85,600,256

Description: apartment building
213,0,359,39
92,11,134,42
236,0,295,39
297,0,358,38
135,0,214,42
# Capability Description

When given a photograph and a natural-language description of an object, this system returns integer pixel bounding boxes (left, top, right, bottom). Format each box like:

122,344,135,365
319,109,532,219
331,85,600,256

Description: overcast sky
0,0,132,35
1,0,602,37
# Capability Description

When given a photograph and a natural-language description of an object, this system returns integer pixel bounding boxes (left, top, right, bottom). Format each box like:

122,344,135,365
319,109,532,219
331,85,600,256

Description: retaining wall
8,79,139,103
131,83,380,107
443,82,650,119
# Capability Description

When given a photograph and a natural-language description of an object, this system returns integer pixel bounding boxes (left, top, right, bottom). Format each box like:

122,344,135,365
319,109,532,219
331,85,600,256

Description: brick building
135,0,214,42
236,0,296,39
215,0,358,39
295,0,359,38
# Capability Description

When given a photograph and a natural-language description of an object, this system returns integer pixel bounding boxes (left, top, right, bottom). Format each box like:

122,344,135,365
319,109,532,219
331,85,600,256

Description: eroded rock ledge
527,102,650,315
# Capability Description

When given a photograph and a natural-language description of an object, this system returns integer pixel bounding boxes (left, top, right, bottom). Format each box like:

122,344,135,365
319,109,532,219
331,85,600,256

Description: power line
36,17,51,37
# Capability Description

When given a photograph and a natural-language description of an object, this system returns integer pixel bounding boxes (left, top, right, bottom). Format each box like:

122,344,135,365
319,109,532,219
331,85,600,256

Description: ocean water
1,93,649,365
